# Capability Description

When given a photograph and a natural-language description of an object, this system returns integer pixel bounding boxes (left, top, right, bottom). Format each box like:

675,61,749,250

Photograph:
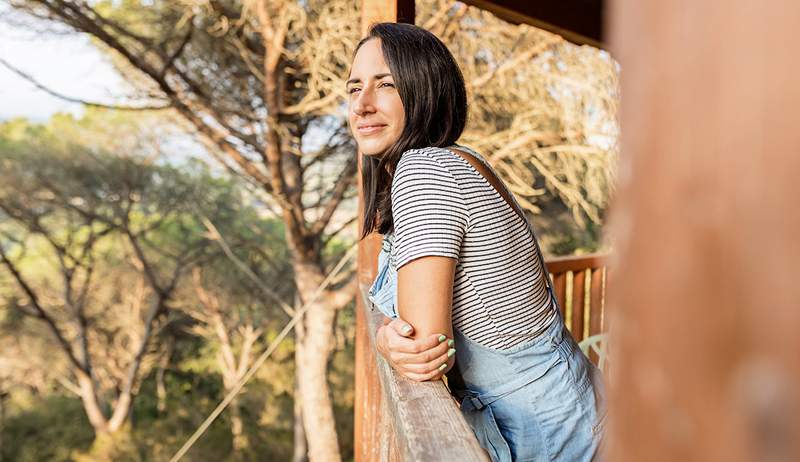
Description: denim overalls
367,144,607,461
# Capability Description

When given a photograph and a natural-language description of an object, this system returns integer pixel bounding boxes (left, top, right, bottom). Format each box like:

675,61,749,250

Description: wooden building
355,1,800,461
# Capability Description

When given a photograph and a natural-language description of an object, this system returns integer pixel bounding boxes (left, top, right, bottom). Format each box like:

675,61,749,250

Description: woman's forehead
350,39,389,76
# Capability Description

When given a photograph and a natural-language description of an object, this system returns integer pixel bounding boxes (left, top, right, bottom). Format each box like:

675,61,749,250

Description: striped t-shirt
388,144,557,350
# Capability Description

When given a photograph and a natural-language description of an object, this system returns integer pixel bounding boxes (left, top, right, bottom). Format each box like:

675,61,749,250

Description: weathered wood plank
356,4,415,460
571,269,587,341
589,268,604,336
359,283,490,462
587,268,605,364
553,272,567,319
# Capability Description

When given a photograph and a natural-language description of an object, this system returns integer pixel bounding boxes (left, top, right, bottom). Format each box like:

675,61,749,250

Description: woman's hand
376,316,456,382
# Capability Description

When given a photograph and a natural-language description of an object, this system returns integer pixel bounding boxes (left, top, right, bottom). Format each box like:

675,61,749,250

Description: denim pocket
554,329,593,396
458,396,512,462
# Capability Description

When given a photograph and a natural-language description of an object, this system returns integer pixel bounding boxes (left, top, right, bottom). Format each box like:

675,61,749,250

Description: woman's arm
381,149,466,381
394,255,457,378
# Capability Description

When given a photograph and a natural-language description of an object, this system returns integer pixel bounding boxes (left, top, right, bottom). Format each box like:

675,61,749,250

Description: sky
0,4,127,122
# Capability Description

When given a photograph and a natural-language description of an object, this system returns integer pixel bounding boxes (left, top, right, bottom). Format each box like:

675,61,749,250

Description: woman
347,22,606,461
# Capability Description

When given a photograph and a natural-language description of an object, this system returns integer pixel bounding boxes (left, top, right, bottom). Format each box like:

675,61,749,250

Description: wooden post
355,3,414,461
607,1,800,460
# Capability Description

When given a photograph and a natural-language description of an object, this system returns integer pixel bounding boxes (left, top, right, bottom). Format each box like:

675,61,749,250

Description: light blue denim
367,144,606,460
368,231,607,461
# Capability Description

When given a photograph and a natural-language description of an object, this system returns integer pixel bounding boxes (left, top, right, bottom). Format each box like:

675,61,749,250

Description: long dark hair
354,22,468,240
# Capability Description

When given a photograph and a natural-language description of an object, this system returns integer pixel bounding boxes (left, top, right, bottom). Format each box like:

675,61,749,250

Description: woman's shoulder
396,146,453,176
391,147,468,203
397,144,481,173
399,145,450,163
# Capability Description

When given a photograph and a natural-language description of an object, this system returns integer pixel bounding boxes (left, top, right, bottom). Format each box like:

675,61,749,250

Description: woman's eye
347,83,393,94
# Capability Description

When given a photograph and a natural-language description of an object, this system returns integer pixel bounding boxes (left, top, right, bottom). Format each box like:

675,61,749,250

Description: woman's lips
357,124,387,134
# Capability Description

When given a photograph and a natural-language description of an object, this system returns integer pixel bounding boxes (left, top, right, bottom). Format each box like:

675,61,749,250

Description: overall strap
446,144,561,316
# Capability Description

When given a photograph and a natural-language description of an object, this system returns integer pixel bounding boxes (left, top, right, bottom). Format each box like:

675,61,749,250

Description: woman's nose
353,87,376,116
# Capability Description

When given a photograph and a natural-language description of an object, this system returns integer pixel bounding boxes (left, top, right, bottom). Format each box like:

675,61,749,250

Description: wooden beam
361,0,415,35
460,0,605,48
608,0,800,460
355,3,414,461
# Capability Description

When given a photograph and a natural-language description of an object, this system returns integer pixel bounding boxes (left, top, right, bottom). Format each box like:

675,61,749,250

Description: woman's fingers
378,317,456,382
385,329,446,354
397,347,454,375
401,363,449,382
387,317,414,337
391,336,450,365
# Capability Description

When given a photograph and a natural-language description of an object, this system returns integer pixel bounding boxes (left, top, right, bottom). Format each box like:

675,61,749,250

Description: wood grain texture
356,4,414,460
588,268,605,364
359,283,490,462
607,1,800,460
572,269,587,340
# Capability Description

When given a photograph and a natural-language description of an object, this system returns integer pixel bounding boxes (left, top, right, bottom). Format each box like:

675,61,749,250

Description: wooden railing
546,253,609,368
357,282,490,461
355,253,609,461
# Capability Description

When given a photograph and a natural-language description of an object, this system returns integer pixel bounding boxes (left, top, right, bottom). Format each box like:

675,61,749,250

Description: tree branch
0,244,88,375
199,214,295,317
309,155,357,236
0,57,170,110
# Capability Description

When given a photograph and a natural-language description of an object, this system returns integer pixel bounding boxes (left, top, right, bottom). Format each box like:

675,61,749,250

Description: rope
169,243,359,462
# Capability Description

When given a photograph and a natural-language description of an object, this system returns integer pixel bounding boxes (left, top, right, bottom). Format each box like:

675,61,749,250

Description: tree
0,120,236,444
6,2,360,458
177,214,293,459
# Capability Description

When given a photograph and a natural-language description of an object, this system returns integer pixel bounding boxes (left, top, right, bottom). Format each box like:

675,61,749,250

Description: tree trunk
77,372,110,436
156,361,168,415
293,323,309,462
229,395,249,458
294,261,341,462
0,388,6,462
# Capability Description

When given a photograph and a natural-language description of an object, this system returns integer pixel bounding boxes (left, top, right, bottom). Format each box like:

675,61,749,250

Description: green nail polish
447,348,456,357
438,363,447,371
438,334,446,342
447,339,454,347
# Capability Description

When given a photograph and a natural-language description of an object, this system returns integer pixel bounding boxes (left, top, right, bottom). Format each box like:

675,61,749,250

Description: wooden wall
606,1,800,460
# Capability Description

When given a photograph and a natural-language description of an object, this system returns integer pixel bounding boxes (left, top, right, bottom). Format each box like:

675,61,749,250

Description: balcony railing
355,253,610,461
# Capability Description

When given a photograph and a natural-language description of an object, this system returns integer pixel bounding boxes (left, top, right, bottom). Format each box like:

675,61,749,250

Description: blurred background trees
0,0,617,460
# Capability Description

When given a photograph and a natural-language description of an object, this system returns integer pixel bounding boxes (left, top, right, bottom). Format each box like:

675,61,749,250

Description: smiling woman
347,23,606,462
345,46,404,156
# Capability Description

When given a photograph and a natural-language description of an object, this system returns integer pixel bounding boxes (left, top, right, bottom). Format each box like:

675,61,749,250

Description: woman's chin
358,141,390,157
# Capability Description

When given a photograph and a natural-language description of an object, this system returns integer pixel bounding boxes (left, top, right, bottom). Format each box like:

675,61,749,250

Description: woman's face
346,38,405,156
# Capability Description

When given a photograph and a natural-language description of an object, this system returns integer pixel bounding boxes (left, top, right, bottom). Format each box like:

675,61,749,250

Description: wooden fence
355,253,610,461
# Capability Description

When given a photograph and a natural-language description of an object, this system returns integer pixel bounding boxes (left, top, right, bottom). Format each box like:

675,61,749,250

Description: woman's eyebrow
345,73,393,86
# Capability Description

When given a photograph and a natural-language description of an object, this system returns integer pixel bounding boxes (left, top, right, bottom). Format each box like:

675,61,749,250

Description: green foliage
0,113,355,461
2,394,94,462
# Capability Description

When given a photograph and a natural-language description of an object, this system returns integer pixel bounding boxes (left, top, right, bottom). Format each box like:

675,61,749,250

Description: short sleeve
390,149,469,270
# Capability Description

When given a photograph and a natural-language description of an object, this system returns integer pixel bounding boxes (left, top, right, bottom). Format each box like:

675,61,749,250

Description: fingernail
437,334,446,342
401,324,412,334
447,348,456,358
447,339,454,347
438,363,447,371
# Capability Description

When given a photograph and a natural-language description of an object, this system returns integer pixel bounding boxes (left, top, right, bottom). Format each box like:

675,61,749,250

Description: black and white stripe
389,146,557,350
